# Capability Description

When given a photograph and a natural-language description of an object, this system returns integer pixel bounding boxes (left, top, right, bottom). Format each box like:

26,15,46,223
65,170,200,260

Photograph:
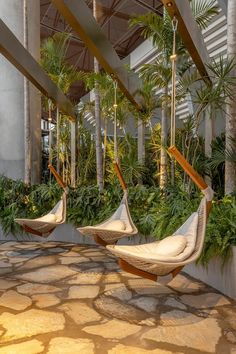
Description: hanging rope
113,80,118,162
170,17,178,147
48,99,53,165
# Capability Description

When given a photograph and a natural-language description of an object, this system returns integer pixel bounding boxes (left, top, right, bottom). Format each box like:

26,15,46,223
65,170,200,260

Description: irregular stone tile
0,242,18,249
59,257,88,265
60,251,81,257
71,246,86,252
128,279,172,295
47,337,94,354
142,317,221,353
15,244,40,249
88,256,107,262
103,273,121,283
108,344,183,354
95,296,154,325
19,255,56,270
219,308,236,330
104,284,123,292
15,265,77,283
8,257,31,264
165,298,187,310
0,260,11,268
68,285,99,299
83,319,141,339
105,285,132,301
47,248,66,253
0,268,12,275
83,251,105,257
17,283,61,295
59,301,101,324
105,262,120,271
129,296,158,312
68,272,102,285
0,339,44,354
160,310,200,326
40,243,61,248
86,267,104,273
6,251,40,258
181,293,230,309
0,279,20,290
168,274,205,293
32,294,60,308
0,290,32,311
0,309,65,341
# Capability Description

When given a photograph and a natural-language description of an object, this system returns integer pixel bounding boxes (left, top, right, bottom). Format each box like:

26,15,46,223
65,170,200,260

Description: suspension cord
113,80,118,162
170,17,178,147
48,99,52,166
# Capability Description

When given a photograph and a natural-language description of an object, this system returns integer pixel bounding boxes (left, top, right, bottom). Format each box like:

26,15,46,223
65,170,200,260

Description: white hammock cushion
107,212,199,263
35,214,57,223
103,220,126,231
155,235,187,256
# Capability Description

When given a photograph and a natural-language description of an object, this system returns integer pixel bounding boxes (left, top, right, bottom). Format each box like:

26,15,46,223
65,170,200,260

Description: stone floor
0,241,235,354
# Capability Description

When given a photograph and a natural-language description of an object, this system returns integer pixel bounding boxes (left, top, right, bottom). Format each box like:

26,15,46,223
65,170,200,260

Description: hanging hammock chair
77,162,138,246
78,80,138,246
15,164,68,238
107,147,214,282
106,17,214,282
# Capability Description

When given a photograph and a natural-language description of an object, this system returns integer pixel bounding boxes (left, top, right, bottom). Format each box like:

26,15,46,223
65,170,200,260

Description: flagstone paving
0,241,234,354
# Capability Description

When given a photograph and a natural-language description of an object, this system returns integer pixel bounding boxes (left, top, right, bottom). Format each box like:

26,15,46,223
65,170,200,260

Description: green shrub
0,175,235,265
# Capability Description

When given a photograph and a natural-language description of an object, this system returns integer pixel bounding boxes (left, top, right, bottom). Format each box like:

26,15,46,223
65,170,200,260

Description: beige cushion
107,212,199,263
104,220,126,231
36,214,57,223
155,235,187,256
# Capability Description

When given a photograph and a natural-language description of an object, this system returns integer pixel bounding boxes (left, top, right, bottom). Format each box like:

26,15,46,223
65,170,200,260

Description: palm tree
225,0,236,194
93,0,103,191
40,32,82,179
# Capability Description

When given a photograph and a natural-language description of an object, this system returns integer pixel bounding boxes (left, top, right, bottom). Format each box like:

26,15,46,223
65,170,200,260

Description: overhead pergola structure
0,19,76,121
41,0,164,102
48,0,213,111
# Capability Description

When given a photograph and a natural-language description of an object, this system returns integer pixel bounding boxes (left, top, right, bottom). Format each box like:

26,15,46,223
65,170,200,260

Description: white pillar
0,0,41,183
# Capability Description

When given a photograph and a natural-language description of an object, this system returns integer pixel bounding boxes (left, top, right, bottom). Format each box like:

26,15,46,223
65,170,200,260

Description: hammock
77,163,138,245
15,164,67,238
107,196,207,281
106,17,214,282
106,147,214,282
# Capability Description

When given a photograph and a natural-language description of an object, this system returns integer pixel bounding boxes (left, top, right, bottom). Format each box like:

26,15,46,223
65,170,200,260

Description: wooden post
168,145,213,214
113,162,127,191
48,164,66,190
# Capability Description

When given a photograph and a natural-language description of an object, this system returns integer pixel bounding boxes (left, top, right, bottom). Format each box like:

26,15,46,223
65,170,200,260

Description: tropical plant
130,0,219,188
40,32,82,179
1,175,235,266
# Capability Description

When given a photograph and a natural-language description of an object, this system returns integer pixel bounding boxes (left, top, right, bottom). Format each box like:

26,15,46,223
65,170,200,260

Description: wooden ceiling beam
51,0,142,111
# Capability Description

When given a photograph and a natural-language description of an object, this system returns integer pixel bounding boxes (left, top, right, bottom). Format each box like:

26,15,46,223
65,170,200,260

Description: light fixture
166,1,173,7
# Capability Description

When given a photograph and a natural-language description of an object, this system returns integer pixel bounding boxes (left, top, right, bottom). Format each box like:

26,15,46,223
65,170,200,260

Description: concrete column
0,0,41,182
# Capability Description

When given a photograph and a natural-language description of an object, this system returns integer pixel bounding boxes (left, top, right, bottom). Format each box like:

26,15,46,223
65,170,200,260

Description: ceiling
40,0,163,102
